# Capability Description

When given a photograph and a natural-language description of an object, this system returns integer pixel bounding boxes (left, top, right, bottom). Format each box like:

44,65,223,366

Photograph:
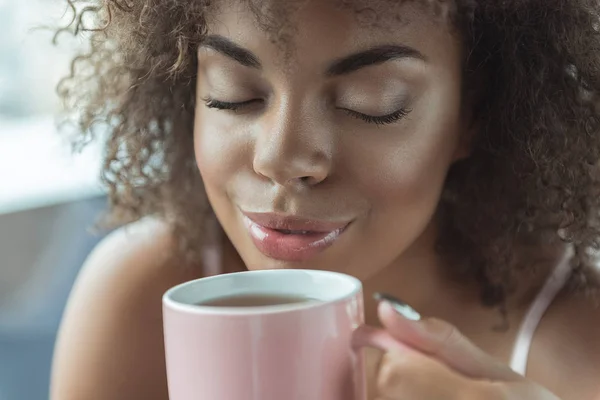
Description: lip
241,211,351,262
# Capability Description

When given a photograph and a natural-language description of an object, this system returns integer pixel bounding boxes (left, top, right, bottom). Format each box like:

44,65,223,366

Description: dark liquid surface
197,294,318,307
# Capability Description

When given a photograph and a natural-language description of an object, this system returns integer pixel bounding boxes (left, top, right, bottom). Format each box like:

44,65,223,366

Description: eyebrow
326,45,426,76
199,35,425,76
200,35,262,69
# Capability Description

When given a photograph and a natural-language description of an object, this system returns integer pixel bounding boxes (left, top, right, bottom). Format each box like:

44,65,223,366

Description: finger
352,324,412,352
376,294,520,381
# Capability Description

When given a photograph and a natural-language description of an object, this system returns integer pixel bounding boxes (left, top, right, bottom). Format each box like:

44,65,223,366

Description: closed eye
203,97,412,126
203,98,261,111
340,107,412,125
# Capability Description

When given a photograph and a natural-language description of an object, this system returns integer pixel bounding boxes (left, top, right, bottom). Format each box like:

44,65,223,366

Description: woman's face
194,0,470,281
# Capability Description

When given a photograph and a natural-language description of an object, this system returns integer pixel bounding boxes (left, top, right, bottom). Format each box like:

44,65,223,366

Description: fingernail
374,292,421,321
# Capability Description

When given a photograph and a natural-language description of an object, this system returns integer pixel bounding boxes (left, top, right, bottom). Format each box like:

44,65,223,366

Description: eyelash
340,108,411,125
203,97,411,126
203,98,259,111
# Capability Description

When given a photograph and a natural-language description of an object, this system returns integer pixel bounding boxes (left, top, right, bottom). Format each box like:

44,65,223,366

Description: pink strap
509,247,573,375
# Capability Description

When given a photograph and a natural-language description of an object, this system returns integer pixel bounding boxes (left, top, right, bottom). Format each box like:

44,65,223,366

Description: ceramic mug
163,269,395,400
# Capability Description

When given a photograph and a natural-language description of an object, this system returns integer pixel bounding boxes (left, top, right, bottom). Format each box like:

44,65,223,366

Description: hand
353,295,561,400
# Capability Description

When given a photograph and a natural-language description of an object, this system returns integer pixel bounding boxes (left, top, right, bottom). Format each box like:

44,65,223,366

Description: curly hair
55,0,600,316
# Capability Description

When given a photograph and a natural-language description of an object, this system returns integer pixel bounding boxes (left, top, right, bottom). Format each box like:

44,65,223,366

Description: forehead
209,0,457,24
205,0,460,65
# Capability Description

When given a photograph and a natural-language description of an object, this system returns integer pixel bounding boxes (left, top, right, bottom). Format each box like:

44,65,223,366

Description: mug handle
352,324,412,353
351,325,413,400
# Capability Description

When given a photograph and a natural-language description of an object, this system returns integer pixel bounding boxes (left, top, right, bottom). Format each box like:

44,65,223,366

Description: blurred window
0,0,104,214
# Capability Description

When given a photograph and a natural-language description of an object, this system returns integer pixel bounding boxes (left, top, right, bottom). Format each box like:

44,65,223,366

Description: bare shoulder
530,275,600,399
92,217,196,275
50,218,202,400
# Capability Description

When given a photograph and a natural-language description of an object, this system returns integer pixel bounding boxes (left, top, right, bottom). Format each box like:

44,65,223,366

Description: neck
361,220,480,327
360,221,568,328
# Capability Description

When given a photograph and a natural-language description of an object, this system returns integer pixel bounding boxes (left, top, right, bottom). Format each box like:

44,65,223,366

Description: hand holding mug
355,295,561,400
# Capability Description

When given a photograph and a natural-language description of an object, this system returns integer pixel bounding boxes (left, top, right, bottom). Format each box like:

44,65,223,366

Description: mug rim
162,269,362,316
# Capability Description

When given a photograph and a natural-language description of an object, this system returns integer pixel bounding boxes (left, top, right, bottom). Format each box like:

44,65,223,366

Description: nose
252,103,333,187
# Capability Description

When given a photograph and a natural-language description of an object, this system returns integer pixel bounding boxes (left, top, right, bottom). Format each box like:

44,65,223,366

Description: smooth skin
51,1,600,399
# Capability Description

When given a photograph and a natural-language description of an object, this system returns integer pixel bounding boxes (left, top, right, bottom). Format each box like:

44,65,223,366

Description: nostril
298,176,320,186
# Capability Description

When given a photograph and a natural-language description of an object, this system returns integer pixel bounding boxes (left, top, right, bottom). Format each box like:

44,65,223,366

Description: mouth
241,211,351,262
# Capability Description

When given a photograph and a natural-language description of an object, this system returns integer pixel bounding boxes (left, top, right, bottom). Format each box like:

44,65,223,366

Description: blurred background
0,0,108,398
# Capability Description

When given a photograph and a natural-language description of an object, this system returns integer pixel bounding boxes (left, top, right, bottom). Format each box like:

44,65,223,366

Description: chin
244,259,309,271
240,252,323,272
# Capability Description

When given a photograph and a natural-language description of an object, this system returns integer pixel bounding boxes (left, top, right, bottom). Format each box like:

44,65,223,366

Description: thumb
375,293,521,382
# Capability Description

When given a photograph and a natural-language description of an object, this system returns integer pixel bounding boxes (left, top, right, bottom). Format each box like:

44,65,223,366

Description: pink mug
163,269,369,400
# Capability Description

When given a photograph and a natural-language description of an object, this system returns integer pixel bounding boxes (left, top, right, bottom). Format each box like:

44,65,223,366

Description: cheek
345,98,462,230
349,133,455,261
193,109,249,191
354,137,451,212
